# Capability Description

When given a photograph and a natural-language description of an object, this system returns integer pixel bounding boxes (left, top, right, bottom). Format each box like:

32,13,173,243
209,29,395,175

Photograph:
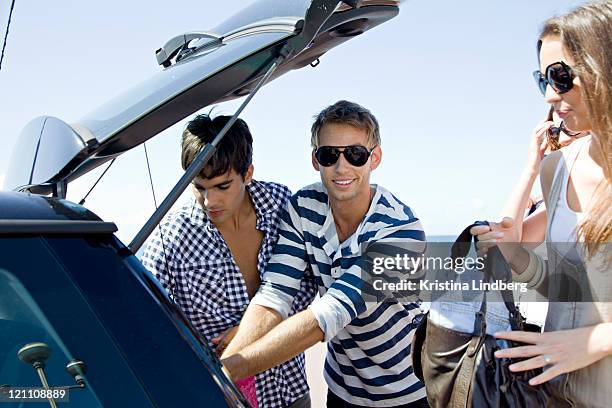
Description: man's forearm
221,309,324,380
222,304,282,359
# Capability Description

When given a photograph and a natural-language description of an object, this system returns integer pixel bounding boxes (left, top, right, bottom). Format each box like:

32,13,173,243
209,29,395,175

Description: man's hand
221,309,324,381
221,304,283,360
212,326,239,357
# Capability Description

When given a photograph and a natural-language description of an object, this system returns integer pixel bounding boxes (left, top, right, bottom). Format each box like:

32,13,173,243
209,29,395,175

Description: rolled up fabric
235,376,258,408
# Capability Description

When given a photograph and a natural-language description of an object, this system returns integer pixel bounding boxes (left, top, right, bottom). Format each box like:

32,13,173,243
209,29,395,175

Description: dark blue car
1,1,401,406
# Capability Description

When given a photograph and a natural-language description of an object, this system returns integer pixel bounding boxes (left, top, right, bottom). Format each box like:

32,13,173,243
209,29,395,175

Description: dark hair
310,100,381,149
181,114,253,179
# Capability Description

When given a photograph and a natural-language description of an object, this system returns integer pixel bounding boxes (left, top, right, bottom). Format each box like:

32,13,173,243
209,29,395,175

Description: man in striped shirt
222,101,429,407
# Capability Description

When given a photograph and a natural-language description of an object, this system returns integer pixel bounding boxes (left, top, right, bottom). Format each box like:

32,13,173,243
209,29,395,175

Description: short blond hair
310,100,380,149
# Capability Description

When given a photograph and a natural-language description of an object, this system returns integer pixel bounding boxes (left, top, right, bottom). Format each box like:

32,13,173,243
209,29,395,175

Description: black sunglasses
533,61,575,96
547,121,583,150
314,145,377,167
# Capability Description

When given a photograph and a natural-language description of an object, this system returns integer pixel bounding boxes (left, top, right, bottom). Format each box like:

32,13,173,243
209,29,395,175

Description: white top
548,137,589,262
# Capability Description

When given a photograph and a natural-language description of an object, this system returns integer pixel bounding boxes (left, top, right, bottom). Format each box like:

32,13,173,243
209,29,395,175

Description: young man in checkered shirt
140,114,316,408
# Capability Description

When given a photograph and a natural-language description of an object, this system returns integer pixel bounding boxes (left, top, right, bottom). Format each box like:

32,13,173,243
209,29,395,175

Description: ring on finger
543,354,553,364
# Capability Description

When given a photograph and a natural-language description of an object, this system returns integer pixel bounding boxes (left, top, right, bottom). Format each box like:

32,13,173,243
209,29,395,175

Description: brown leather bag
411,223,550,408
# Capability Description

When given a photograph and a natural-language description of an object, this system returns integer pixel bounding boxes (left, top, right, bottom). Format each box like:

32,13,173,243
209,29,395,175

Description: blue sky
0,0,586,241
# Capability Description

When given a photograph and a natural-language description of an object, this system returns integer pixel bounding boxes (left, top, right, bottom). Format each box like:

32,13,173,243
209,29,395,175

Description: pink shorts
235,376,258,407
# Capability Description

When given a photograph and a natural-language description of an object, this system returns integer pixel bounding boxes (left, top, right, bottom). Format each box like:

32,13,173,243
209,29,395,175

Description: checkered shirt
140,180,317,408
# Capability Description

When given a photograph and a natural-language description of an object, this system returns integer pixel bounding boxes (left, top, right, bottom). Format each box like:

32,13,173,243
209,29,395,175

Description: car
0,1,402,406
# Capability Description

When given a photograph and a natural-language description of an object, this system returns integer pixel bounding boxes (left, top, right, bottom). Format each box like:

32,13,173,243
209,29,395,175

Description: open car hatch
5,0,401,195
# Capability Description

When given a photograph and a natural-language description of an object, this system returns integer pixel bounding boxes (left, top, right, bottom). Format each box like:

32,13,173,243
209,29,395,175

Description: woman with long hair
501,106,588,248
472,1,612,405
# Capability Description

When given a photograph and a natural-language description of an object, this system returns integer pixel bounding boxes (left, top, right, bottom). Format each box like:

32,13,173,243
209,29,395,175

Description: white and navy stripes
252,182,427,406
140,180,317,408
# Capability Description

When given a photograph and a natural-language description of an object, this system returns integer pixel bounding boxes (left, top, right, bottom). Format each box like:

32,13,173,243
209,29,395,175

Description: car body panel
0,191,248,406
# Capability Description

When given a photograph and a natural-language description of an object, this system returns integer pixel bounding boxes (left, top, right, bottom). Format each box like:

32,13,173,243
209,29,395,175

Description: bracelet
511,247,546,289
511,248,539,284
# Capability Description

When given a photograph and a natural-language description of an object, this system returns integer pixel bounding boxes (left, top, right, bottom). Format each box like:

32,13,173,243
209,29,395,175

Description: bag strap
488,245,524,330
453,334,483,407
453,222,524,334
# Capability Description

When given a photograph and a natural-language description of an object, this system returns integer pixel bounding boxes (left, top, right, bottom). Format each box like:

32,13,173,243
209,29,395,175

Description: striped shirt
140,180,317,408
252,182,427,406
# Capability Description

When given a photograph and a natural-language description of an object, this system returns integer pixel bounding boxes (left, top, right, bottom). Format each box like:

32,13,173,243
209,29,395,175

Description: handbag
411,222,549,408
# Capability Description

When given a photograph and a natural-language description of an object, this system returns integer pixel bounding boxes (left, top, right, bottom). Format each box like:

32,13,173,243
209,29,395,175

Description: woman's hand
526,120,553,173
494,323,612,385
470,217,520,259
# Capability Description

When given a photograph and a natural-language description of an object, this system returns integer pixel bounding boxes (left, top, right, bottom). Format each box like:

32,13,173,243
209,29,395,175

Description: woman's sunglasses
314,145,376,167
533,61,575,96
547,121,583,150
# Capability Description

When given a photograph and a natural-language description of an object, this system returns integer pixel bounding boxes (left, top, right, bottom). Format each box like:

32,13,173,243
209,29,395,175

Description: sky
0,0,588,243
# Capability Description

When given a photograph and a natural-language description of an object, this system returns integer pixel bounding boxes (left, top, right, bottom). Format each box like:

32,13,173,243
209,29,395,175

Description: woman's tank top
548,137,589,263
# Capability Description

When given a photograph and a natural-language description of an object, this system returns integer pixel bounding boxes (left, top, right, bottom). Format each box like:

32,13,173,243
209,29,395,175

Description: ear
370,145,382,171
311,151,320,171
244,164,254,184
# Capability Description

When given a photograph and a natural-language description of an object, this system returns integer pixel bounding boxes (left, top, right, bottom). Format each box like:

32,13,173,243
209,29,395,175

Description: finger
218,326,239,348
212,327,231,344
539,138,549,154
218,337,231,349
533,121,554,135
508,354,554,372
217,334,231,348
470,225,491,236
494,345,544,359
500,217,514,229
476,240,498,251
532,124,553,153
476,241,496,254
528,363,565,386
476,240,499,257
494,330,542,344
475,231,504,242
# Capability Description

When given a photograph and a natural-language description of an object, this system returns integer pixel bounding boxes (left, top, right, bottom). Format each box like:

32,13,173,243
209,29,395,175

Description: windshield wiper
155,32,222,68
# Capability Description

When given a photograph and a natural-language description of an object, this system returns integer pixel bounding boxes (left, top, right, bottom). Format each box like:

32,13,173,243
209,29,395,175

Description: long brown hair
540,1,612,253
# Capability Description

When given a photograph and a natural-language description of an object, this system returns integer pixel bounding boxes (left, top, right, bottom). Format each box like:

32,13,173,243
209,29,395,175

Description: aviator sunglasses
314,145,377,167
533,61,575,96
